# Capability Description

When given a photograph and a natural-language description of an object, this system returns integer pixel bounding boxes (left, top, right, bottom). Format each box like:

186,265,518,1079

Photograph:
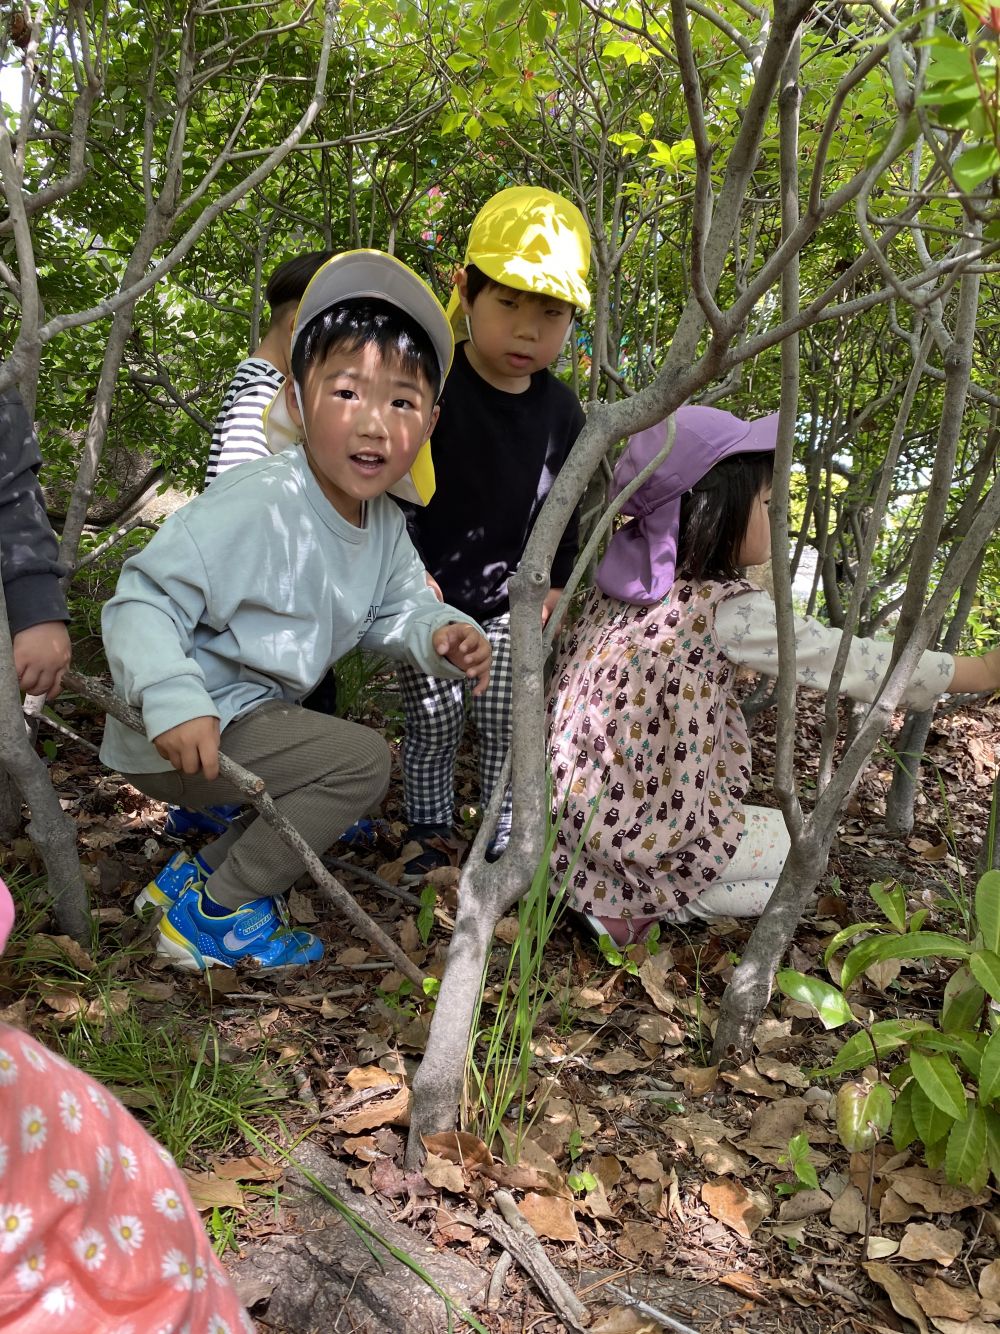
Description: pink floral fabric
0,1021,252,1332
547,577,755,923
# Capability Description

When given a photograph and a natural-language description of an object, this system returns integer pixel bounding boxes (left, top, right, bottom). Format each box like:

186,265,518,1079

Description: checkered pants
398,613,513,843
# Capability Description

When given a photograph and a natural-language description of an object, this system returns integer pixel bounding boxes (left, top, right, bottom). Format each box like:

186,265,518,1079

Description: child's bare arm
153,716,221,780
948,648,1000,695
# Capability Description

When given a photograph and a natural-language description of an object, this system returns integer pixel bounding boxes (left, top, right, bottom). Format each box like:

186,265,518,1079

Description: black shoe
399,825,455,885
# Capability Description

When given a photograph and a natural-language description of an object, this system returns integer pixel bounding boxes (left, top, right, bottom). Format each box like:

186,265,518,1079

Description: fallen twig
477,1188,590,1332
65,670,427,989
604,1281,701,1334
324,854,423,909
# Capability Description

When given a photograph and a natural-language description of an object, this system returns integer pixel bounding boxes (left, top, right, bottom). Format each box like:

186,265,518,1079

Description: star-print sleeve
716,589,955,711
0,1022,253,1333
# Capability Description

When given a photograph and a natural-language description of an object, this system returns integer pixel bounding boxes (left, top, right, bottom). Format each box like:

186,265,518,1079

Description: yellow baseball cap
445,186,592,335
263,250,452,506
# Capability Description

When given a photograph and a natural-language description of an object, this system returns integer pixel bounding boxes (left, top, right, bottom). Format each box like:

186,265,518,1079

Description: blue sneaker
134,851,212,919
157,885,324,972
163,804,243,839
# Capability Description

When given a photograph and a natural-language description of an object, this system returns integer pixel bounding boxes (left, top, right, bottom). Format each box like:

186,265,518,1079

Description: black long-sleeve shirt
0,389,68,636
405,343,585,620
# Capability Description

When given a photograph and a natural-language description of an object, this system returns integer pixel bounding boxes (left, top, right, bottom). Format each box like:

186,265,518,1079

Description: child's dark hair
265,251,334,313
463,263,574,312
291,297,442,399
677,450,774,580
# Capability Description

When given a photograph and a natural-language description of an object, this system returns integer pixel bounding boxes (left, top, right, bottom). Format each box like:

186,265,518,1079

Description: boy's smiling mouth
351,451,386,473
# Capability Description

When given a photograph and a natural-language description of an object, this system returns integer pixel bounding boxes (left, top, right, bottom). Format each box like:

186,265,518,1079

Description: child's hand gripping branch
153,715,221,780
433,622,492,696
12,619,72,698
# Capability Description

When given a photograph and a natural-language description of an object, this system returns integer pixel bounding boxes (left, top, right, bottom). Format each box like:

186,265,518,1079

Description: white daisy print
49,1168,89,1203
109,1214,144,1253
207,1319,232,1334
162,1247,193,1290
20,1106,47,1153
58,1090,84,1134
0,1049,17,1085
0,1203,33,1253
155,1144,175,1167
74,1228,106,1271
40,1281,74,1315
14,1245,45,1290
20,1043,46,1072
152,1186,184,1221
117,1143,139,1181
96,1144,115,1186
191,1257,208,1291
87,1084,110,1117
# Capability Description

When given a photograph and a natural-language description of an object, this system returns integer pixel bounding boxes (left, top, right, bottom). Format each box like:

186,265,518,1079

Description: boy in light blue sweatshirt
100,252,491,973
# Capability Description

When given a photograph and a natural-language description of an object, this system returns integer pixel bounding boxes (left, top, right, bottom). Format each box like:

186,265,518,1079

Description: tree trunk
883,707,932,836
0,587,89,942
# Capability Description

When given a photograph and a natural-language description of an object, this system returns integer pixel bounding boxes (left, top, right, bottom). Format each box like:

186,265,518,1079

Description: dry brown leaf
570,986,608,1010
908,837,948,861
634,1012,685,1046
627,1150,665,1183
880,1187,921,1225
718,1271,766,1301
637,952,678,1013
517,1192,580,1243
345,1065,402,1091
701,1177,768,1239
334,1086,410,1133
421,1130,493,1169
617,1221,665,1261
210,1155,282,1183
928,1320,999,1334
754,1017,793,1053
777,1188,832,1222
980,1261,1000,1304
746,1097,807,1148
675,1064,720,1095
914,1277,981,1321
28,933,95,972
888,1167,990,1214
494,916,520,945
754,1055,809,1089
131,980,176,1001
342,1135,379,1161
422,1152,466,1193
591,1050,650,1074
866,1236,901,1259
590,1309,662,1334
286,888,318,925
898,1223,964,1266
336,946,370,966
724,1064,780,1098
181,1170,245,1212
666,1112,749,1177
865,1262,929,1334
424,865,461,889
433,1206,476,1245
543,1098,600,1142
829,1183,867,1235
865,957,902,990
398,914,420,954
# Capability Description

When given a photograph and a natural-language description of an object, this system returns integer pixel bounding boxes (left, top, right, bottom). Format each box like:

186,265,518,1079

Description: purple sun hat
596,405,780,606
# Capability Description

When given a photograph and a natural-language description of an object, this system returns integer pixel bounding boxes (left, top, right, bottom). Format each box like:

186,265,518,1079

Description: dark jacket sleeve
0,389,69,635
549,397,586,589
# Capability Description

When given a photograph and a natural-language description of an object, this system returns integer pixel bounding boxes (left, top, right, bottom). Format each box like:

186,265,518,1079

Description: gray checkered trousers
398,613,513,846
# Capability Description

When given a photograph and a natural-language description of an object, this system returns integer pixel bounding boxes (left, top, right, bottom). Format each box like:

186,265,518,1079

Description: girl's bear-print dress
547,577,755,922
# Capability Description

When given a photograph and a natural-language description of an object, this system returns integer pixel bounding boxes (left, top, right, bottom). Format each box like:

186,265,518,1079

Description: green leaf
970,949,1000,1002
525,3,548,43
945,1105,986,1186
914,1031,983,1079
910,1050,968,1121
892,1080,917,1151
836,1080,893,1152
911,1081,957,1147
821,1020,933,1078
985,1109,1000,1182
870,881,907,932
776,970,853,1030
976,871,1000,953
840,932,970,991
941,966,986,1034
953,143,1000,193
979,1029,1000,1106
464,115,482,140
823,922,883,969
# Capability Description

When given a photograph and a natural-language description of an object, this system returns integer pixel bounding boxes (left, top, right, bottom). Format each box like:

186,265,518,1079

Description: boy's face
288,341,439,525
458,271,573,392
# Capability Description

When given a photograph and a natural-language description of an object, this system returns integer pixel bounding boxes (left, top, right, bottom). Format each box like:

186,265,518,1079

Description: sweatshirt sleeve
716,588,955,712
101,518,220,742
360,518,483,676
0,390,69,636
549,397,585,590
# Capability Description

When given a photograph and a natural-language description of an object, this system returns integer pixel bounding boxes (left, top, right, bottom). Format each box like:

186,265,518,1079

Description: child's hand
434,622,492,697
542,587,564,630
153,716,221,780
12,621,72,699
